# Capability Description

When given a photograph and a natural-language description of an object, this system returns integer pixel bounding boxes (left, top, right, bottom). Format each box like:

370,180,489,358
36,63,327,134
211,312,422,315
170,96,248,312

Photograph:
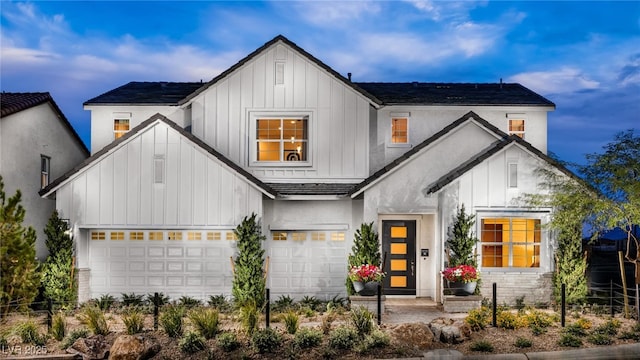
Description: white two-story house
41,35,571,304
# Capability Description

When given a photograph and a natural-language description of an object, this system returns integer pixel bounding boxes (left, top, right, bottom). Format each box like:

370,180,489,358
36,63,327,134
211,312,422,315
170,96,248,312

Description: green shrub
514,337,532,348
251,328,282,354
121,293,146,307
159,304,185,338
530,324,548,336
360,329,390,352
14,319,47,346
326,294,347,312
523,309,556,329
573,317,592,330
588,333,612,345
273,295,296,312
189,307,219,339
564,323,587,336
496,310,524,329
328,326,358,349
217,331,240,352
350,306,374,336
147,292,170,307
96,294,116,311
618,330,640,340
78,305,109,335
293,327,323,349
231,213,267,308
121,307,145,335
208,294,231,312
179,331,206,354
592,318,621,336
299,295,323,312
178,296,201,309
465,306,490,331
239,301,259,335
61,328,89,349
51,311,66,341
469,340,494,352
321,312,336,334
558,333,582,347
283,310,299,334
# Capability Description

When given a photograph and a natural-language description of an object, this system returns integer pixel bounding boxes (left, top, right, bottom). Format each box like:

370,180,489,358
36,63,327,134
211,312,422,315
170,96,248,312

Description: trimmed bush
328,326,358,349
465,306,490,331
558,333,582,347
208,294,231,312
251,328,282,354
121,293,145,307
588,333,612,345
178,296,201,309
293,327,323,349
240,301,259,335
96,294,116,311
496,310,524,329
359,329,390,352
514,337,532,348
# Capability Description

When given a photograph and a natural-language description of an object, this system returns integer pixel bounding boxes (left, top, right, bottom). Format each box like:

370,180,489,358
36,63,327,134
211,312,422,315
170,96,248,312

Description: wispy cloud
508,67,600,94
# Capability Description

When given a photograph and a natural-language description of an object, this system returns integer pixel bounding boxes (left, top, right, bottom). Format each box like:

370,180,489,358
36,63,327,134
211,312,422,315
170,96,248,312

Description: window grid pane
256,117,308,162
481,218,541,268
391,118,408,143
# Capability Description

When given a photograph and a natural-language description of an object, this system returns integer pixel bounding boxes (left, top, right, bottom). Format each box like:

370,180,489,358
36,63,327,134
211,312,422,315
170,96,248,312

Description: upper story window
254,115,309,164
480,217,542,269
389,112,410,147
508,118,525,139
40,155,50,189
113,112,131,140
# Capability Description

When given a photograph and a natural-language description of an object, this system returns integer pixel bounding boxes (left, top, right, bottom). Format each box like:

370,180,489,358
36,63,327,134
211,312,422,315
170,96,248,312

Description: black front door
382,220,416,295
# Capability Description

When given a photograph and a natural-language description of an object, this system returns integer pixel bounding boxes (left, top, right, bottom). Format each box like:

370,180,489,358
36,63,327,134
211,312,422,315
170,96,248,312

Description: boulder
388,323,435,350
428,317,471,344
67,335,110,360
108,335,161,360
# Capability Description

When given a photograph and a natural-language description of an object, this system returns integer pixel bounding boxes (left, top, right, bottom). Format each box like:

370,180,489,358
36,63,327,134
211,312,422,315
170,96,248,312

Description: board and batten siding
190,42,370,181
55,121,263,229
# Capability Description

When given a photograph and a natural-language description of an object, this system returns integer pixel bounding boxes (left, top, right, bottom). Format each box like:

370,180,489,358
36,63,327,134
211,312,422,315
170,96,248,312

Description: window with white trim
480,217,542,268
113,112,131,139
40,155,50,189
252,115,309,164
391,117,408,144
508,118,525,139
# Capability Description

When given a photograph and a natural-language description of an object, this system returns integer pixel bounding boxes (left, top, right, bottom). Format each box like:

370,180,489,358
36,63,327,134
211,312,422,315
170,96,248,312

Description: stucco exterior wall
0,103,88,259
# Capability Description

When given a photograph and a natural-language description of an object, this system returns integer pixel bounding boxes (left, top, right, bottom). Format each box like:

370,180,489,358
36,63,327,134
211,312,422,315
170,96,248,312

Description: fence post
47,298,53,331
610,280,615,317
561,283,566,327
377,283,382,325
153,292,159,331
265,288,270,328
492,283,497,327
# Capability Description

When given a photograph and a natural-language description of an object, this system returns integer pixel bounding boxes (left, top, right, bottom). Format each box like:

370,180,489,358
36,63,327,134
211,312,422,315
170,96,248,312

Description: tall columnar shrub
41,210,77,308
553,224,588,304
346,222,381,294
0,176,40,317
232,213,266,308
445,204,479,267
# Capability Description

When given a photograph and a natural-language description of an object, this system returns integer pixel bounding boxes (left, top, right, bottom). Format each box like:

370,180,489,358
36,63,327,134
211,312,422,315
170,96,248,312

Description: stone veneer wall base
76,268,90,304
442,295,481,313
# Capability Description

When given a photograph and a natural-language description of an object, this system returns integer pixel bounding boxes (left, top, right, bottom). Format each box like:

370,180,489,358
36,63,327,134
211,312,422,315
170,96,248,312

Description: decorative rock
67,335,110,360
388,323,435,350
109,335,161,360
428,317,470,344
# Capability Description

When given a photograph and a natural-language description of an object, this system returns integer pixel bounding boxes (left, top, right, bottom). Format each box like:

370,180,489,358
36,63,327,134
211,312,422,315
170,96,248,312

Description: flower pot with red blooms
349,264,385,296
441,264,480,296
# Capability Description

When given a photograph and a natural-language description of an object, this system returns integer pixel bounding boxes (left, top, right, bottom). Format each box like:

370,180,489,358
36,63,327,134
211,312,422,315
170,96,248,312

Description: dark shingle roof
1,92,52,117
266,183,358,196
84,82,204,105
354,82,555,107
1,92,89,155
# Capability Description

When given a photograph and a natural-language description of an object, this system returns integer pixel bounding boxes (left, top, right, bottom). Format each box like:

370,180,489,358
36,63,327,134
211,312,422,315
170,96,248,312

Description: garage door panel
148,276,164,287
167,247,183,257
167,262,184,272
186,262,202,272
110,247,127,257
111,261,127,272
129,276,145,286
167,276,184,286
148,262,164,272
129,247,145,257
205,276,223,287
186,248,203,257
111,276,126,286
186,277,203,286
148,247,164,257
129,261,145,272
206,262,223,272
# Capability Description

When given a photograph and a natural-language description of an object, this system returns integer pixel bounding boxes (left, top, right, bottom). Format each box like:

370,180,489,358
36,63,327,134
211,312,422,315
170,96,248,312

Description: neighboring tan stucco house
41,35,572,304
1,92,89,259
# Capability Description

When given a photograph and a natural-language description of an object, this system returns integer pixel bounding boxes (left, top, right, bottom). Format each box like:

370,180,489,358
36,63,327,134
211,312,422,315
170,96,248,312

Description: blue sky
1,1,638,165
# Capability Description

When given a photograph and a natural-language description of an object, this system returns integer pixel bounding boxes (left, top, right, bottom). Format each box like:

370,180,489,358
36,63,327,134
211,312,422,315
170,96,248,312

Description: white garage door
266,231,349,300
89,230,237,300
